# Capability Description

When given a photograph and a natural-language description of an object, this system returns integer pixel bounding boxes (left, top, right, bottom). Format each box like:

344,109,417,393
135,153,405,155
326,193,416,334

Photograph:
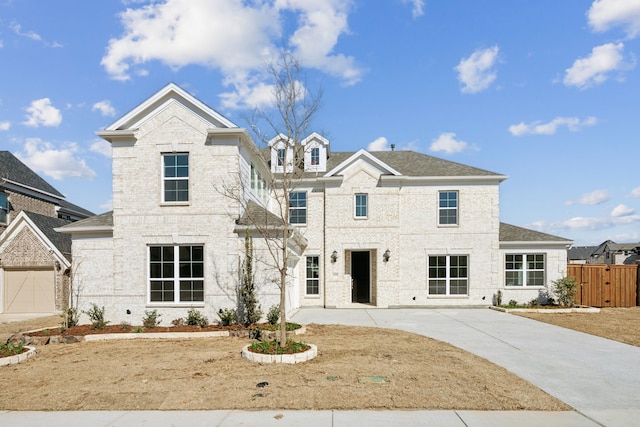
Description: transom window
505,254,545,287
289,191,307,224
428,255,468,295
0,192,8,224
163,153,189,202
149,245,204,303
438,191,458,225
355,193,368,218
306,256,320,295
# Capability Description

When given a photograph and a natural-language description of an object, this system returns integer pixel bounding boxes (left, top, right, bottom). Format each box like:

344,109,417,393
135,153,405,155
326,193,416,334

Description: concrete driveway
291,307,640,425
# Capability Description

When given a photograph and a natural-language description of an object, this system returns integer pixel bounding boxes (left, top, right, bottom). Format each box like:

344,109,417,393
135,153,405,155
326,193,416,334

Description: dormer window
301,132,329,173
277,148,286,167
311,147,320,166
0,192,8,224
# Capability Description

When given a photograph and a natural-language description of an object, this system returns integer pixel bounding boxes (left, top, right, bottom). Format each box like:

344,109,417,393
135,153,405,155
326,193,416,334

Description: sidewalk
0,409,609,426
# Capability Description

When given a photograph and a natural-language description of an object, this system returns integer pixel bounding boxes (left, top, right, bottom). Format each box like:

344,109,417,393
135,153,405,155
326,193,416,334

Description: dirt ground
517,306,640,347
0,316,569,411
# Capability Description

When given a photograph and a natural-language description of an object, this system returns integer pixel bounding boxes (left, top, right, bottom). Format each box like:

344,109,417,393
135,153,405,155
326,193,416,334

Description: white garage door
4,269,56,313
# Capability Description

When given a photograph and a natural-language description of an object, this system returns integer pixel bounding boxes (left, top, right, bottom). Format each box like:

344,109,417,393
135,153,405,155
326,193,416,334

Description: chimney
390,144,395,151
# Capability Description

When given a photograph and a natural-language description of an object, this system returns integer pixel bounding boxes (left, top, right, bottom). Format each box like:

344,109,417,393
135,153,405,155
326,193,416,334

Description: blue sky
1,0,640,246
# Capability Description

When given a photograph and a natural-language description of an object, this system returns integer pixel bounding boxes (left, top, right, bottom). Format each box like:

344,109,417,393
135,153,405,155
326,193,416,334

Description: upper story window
0,192,8,224
438,191,458,225
289,191,307,224
355,193,368,218
505,254,545,287
277,148,286,167
310,147,320,166
163,153,189,202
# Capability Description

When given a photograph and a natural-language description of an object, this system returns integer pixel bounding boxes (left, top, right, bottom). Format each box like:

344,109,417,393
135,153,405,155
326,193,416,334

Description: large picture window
149,245,204,303
438,191,458,225
306,256,320,295
289,191,307,224
163,153,189,202
505,254,545,287
428,255,468,295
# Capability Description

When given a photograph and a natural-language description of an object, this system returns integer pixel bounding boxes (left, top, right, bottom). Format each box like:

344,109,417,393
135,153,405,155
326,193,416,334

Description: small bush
171,318,185,327
186,308,209,328
142,309,161,328
267,304,280,325
60,307,79,331
552,276,578,307
132,326,144,333
507,299,519,308
84,303,109,330
492,290,502,306
217,308,237,326
249,338,310,355
119,321,131,331
0,342,25,357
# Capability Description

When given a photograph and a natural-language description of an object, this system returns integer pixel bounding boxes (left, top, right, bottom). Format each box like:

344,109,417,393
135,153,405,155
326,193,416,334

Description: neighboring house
0,151,94,314
569,240,640,265
58,83,572,325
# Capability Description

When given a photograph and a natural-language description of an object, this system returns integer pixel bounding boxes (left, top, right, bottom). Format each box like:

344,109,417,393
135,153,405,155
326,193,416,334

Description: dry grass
0,317,568,411
517,307,640,347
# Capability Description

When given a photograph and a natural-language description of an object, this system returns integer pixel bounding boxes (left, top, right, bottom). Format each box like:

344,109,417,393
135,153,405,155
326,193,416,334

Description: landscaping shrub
60,307,79,331
186,308,208,328
552,276,577,307
84,303,109,330
142,309,161,328
267,304,280,325
217,308,237,326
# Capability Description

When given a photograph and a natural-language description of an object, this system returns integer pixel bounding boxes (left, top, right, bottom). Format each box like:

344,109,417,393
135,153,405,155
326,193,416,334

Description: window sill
304,295,321,299
427,295,469,299
160,202,190,207
146,303,205,308
504,286,546,289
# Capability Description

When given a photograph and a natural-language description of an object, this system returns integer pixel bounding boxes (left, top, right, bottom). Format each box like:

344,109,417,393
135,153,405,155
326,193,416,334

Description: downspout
323,177,327,308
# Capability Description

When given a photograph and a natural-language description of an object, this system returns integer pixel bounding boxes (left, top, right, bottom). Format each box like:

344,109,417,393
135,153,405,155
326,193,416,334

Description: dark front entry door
351,251,370,303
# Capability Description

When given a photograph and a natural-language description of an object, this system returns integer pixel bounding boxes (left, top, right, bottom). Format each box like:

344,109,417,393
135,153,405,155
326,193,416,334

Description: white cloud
563,42,631,89
429,132,468,154
611,204,635,217
588,0,640,38
92,100,116,117
565,189,610,206
508,116,597,136
10,22,42,41
101,0,363,108
90,140,112,158
562,216,612,230
454,46,499,94
219,78,279,111
402,0,425,18
22,98,62,127
0,121,10,131
17,138,96,180
367,137,389,151
629,187,640,198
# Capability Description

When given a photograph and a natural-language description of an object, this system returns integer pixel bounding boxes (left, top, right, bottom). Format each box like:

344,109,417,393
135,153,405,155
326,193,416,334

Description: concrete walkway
3,308,640,426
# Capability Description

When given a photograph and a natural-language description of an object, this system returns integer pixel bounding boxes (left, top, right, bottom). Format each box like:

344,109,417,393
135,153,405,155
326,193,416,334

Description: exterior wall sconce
55,261,61,271
383,249,391,262
331,250,338,263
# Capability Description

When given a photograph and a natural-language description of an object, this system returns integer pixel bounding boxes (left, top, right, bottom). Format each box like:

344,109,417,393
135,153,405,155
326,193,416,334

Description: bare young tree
237,50,323,345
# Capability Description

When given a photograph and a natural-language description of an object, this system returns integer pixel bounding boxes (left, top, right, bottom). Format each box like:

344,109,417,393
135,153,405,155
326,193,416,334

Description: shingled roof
499,223,572,243
0,151,64,197
23,211,73,260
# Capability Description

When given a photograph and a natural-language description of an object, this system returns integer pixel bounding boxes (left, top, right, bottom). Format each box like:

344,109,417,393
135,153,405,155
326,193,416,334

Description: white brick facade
61,84,571,325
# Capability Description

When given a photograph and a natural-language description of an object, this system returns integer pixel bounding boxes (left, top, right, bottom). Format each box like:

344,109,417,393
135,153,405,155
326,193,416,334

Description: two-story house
59,83,572,325
0,151,94,314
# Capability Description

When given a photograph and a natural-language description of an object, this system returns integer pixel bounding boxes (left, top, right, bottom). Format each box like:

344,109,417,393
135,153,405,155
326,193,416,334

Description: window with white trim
310,147,320,166
428,255,468,295
438,191,458,225
306,256,320,295
355,193,368,218
505,254,545,287
149,245,204,303
0,192,8,224
277,148,286,167
163,153,189,202
289,191,307,224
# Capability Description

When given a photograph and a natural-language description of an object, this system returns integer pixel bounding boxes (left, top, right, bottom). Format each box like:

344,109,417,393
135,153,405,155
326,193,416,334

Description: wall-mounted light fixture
383,249,391,263
55,261,61,271
331,250,338,263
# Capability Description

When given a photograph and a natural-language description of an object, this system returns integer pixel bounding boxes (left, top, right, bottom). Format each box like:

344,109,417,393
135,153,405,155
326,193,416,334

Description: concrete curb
241,343,318,364
0,345,36,367
490,306,600,314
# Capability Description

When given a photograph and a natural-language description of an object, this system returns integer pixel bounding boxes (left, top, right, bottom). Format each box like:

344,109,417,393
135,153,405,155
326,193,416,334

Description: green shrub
84,303,109,330
552,276,578,307
119,321,131,331
142,309,161,328
217,308,237,326
186,308,208,328
171,318,185,327
249,338,309,355
267,304,280,325
0,342,25,357
60,307,79,331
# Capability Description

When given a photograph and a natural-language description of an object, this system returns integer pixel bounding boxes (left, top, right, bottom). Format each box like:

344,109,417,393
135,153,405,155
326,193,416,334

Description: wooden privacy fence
567,264,638,307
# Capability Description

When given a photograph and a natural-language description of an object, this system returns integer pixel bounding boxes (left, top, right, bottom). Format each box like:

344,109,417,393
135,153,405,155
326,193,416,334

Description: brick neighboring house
0,151,94,314
59,83,572,325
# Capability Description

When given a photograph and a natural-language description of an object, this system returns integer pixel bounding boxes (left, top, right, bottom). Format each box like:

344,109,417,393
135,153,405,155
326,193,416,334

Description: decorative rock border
0,346,36,367
491,306,600,314
241,343,317,364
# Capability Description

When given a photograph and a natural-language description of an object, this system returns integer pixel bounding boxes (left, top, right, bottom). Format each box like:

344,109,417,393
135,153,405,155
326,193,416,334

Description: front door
351,251,370,303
